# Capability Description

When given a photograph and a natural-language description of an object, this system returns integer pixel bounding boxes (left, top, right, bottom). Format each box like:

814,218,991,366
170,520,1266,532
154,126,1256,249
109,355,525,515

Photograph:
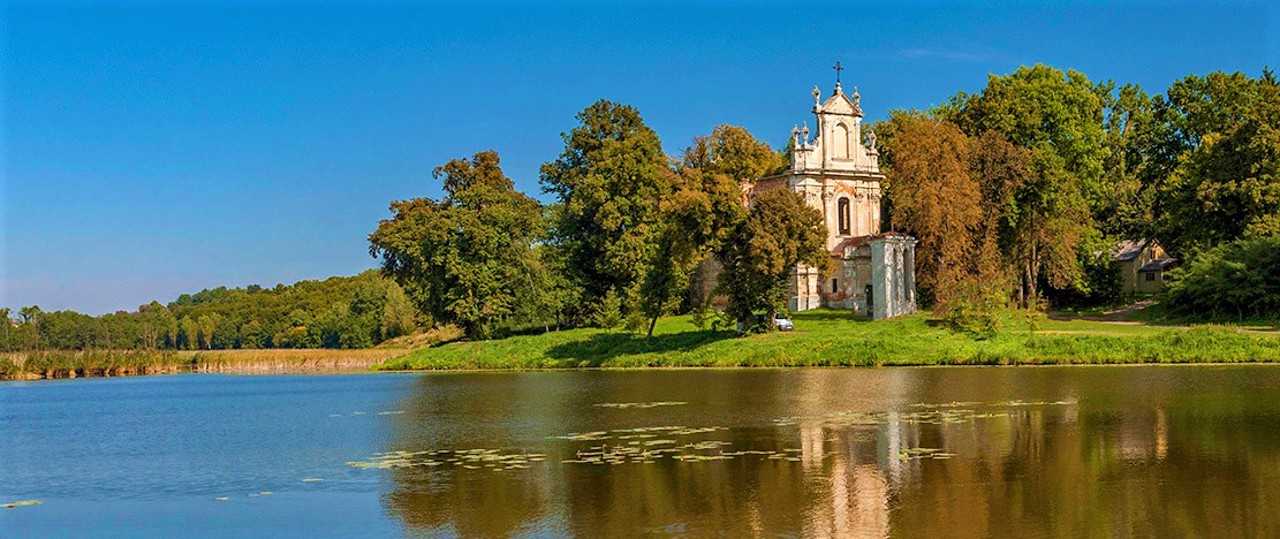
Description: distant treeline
1,271,418,351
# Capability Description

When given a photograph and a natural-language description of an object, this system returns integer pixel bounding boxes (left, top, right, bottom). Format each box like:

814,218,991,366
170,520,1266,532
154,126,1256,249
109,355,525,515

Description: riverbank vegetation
0,349,185,379
375,309,1280,370
0,348,411,380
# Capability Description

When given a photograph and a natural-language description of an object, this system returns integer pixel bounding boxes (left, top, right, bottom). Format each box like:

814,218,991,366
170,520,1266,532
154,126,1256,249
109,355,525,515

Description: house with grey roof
1113,239,1178,294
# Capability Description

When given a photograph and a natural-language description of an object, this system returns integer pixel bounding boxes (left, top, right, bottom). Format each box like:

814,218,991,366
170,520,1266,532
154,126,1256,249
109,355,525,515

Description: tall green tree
379,283,418,340
369,151,543,338
719,188,828,331
179,316,199,350
540,100,677,317
0,308,10,351
1097,82,1162,239
951,64,1110,213
949,65,1105,306
197,314,218,350
638,125,779,336
1153,71,1280,254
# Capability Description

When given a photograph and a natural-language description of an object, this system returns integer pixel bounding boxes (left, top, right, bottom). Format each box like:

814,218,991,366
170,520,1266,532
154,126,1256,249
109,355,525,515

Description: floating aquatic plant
3,500,41,509
594,401,688,409
347,448,548,472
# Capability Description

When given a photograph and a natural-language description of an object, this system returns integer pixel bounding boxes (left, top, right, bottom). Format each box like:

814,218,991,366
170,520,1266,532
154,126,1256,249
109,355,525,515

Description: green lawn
376,309,1280,370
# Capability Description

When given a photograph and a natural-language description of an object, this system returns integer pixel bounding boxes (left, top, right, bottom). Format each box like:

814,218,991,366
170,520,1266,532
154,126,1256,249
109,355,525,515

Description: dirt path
1047,298,1159,322
1048,299,1280,335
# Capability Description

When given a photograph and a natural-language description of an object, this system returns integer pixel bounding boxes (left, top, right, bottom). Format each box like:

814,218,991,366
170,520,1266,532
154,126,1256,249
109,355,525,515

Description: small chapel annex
753,76,917,320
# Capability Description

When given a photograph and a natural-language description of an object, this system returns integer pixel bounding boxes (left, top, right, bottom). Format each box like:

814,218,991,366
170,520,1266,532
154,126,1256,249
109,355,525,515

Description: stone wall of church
821,255,873,314
787,263,823,312
819,181,882,248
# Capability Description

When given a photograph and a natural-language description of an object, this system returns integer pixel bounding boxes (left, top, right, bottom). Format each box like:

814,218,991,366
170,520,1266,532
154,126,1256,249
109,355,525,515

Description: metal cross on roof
833,61,844,84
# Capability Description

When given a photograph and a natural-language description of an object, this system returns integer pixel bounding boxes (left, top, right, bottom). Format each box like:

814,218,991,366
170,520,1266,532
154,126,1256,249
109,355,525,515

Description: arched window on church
838,197,850,235
834,123,850,159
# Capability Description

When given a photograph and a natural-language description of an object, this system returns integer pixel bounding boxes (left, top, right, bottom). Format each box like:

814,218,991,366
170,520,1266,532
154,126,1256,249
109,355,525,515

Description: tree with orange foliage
883,115,983,311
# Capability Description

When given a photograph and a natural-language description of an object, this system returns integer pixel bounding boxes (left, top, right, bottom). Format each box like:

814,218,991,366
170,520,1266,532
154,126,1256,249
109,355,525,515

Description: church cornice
759,170,885,183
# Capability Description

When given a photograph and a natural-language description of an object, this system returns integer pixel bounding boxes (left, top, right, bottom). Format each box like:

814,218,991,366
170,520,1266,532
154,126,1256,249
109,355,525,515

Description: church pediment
792,79,878,174
817,83,863,117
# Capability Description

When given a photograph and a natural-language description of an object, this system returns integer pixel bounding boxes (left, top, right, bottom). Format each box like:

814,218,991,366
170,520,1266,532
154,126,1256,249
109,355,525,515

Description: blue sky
3,1,1277,314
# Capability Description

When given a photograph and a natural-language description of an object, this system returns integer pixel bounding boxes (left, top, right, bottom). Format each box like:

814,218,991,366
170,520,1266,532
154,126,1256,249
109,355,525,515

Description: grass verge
375,309,1280,371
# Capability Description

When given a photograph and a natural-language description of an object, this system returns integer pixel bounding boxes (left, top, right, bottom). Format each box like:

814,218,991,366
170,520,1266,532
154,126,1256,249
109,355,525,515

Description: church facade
752,81,917,320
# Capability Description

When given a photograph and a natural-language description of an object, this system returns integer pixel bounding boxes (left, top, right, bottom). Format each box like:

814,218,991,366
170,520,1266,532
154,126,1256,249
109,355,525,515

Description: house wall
1117,242,1170,295
1136,271,1167,294
1118,260,1139,294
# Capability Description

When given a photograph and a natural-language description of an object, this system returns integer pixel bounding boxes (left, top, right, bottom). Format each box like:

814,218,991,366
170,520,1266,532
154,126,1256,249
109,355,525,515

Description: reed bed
0,349,184,380
0,348,412,380
185,348,410,373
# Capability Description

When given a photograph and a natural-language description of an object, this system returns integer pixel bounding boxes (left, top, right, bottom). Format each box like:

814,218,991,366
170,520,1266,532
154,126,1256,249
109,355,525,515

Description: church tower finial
833,61,844,95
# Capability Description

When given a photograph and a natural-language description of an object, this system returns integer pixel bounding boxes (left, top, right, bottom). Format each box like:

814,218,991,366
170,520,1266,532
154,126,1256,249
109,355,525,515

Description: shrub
1165,236,1280,319
942,283,1006,339
591,290,624,330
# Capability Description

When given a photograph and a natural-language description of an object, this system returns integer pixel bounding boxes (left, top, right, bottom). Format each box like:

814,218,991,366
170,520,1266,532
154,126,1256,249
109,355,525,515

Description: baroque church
701,73,918,320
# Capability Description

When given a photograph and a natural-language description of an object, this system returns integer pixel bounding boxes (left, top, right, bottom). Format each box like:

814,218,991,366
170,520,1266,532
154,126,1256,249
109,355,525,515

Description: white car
736,313,795,332
773,313,794,331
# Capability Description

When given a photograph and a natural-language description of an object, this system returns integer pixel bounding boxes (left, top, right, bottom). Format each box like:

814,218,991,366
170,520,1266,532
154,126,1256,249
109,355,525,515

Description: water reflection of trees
380,369,1280,537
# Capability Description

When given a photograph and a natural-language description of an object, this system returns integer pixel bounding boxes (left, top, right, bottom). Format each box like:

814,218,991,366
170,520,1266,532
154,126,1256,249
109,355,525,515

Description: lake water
4,366,1280,537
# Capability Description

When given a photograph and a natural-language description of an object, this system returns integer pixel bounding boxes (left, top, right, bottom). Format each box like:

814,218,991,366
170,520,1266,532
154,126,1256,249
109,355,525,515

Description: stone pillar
904,242,917,314
870,235,918,320
893,244,905,318
870,240,889,320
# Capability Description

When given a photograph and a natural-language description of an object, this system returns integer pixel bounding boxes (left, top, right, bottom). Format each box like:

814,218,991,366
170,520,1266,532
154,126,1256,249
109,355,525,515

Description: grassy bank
0,348,411,380
376,309,1280,370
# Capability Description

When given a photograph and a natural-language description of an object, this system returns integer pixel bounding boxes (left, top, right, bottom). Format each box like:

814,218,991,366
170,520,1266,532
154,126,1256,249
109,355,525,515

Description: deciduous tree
719,188,828,331
1155,71,1280,254
883,116,982,310
369,151,543,338
639,125,777,336
540,100,677,316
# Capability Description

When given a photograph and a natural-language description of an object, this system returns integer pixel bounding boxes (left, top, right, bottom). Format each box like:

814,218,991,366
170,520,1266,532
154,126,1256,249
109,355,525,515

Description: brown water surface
381,367,1280,537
